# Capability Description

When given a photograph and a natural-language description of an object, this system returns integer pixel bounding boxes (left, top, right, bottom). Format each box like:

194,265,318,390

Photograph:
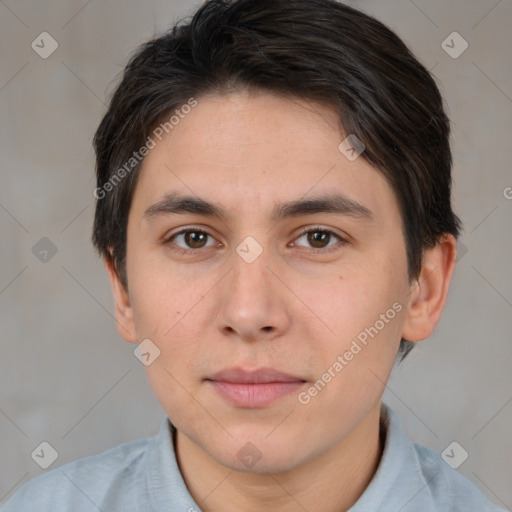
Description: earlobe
105,256,138,344
401,234,457,342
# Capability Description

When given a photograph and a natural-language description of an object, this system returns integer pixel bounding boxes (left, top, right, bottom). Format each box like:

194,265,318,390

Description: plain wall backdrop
1,0,511,508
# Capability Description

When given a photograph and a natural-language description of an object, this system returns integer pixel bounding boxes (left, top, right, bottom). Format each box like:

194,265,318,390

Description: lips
206,367,306,384
205,367,307,408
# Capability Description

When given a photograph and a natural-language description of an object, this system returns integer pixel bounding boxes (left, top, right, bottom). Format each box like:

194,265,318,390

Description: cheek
297,266,403,342
131,270,207,415
129,279,178,341
298,275,405,414
127,264,215,380
293,265,408,402
127,250,199,339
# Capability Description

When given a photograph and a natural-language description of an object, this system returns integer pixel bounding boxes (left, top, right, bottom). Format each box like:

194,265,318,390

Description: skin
106,88,457,512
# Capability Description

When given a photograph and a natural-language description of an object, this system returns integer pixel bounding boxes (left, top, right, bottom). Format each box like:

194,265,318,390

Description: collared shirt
2,404,506,511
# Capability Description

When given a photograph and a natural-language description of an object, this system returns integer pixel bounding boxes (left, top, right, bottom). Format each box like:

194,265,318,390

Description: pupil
309,231,329,248
186,231,205,248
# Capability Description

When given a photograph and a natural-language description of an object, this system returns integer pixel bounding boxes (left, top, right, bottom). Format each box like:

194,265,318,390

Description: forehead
131,90,400,224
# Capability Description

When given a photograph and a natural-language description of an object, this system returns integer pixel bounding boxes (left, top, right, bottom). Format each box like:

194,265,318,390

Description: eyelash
164,225,348,256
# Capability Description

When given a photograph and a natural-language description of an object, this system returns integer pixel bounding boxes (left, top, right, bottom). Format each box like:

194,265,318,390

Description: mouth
205,367,307,408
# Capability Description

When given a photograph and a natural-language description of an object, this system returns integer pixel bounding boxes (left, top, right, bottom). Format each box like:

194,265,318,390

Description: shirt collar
144,403,432,511
145,416,200,511
349,403,435,511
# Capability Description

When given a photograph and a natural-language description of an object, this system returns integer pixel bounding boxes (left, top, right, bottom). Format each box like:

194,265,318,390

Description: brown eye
306,230,332,248
183,231,208,249
167,229,217,251
293,227,346,253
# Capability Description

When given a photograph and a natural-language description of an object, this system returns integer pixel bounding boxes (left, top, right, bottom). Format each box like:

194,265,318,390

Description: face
114,89,421,473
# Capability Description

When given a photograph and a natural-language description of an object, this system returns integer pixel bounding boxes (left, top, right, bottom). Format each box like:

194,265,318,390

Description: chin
203,433,310,475
219,448,303,475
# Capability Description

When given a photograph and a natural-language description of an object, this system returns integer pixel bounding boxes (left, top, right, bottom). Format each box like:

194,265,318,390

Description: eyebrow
143,191,374,223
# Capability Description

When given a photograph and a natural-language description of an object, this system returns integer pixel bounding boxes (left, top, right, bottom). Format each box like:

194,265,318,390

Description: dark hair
92,0,461,360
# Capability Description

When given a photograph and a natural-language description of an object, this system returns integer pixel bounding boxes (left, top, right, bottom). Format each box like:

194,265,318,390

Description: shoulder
372,405,506,512
2,436,151,512
412,443,506,512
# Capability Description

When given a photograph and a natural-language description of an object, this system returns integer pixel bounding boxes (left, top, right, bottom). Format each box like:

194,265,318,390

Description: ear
105,255,138,344
401,234,457,342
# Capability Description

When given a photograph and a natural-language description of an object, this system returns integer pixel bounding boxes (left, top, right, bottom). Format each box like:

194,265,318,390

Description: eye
291,226,347,253
164,226,347,256
166,228,219,253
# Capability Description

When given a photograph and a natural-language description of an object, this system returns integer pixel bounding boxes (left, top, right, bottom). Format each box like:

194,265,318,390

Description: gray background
1,0,511,508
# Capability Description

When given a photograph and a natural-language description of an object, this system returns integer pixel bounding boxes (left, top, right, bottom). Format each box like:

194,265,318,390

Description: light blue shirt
2,404,506,511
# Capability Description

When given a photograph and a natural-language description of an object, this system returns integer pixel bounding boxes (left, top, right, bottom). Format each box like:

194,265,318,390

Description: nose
214,244,291,342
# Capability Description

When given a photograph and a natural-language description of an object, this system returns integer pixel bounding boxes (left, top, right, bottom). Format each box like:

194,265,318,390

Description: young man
3,0,506,510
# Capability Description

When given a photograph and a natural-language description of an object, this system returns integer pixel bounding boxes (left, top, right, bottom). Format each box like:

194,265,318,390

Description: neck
174,403,384,512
